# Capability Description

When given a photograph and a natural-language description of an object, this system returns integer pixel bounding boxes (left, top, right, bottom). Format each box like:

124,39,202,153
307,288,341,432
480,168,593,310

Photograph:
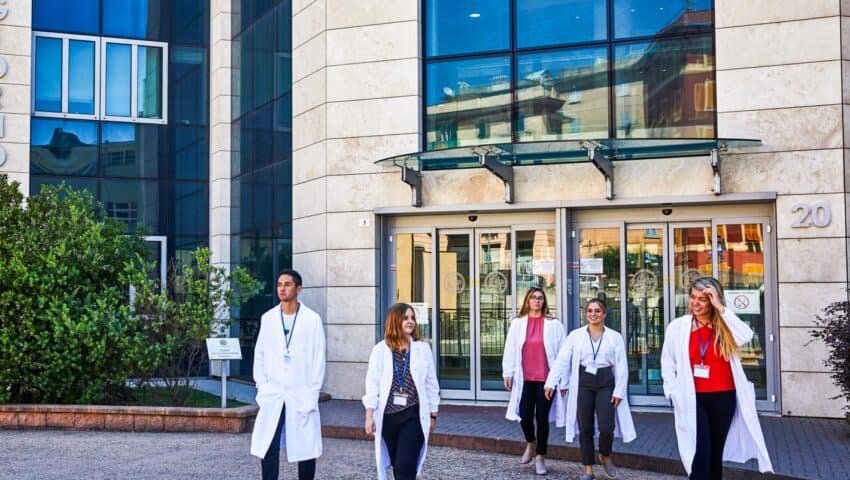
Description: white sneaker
535,456,547,475
520,444,534,464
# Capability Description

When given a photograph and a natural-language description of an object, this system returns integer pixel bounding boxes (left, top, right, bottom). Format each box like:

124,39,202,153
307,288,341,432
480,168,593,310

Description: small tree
0,175,151,404
812,302,850,419
130,247,262,406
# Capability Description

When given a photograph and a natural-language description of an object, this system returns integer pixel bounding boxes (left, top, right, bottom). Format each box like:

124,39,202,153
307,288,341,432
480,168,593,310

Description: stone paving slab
318,399,850,480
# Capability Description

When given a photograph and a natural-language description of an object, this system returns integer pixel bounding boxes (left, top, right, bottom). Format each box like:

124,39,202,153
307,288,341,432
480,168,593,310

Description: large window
424,0,716,150
33,32,167,124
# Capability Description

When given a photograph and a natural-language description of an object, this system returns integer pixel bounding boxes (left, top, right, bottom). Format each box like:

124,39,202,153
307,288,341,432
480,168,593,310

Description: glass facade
30,0,210,260
424,0,716,150
231,0,293,378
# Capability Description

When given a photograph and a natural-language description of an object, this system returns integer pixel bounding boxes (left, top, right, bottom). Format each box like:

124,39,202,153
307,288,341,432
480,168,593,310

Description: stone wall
0,0,31,194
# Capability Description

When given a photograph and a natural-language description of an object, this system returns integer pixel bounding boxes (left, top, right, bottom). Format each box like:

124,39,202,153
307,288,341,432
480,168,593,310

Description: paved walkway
192,381,850,479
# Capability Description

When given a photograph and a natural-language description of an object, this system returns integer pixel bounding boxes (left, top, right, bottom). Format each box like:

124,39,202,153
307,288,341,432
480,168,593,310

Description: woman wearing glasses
544,299,635,480
502,287,567,475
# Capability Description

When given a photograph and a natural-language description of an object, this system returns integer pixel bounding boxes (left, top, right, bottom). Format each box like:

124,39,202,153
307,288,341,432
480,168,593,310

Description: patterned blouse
384,349,419,414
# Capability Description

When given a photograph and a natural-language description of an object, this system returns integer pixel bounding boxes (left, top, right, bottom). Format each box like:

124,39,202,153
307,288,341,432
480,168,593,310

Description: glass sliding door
393,233,434,340
515,229,557,316
477,230,513,396
716,222,770,402
576,227,622,331
671,224,712,318
437,232,473,394
626,226,666,396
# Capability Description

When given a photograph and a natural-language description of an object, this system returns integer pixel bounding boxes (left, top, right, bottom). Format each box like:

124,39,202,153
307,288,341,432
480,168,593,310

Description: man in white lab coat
251,269,326,480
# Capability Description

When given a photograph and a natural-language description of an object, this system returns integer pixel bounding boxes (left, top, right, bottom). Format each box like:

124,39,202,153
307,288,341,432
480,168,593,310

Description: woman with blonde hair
502,287,566,475
661,277,772,479
363,303,440,480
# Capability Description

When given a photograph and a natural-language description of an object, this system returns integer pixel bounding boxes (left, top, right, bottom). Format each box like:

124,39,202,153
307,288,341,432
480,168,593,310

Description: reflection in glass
68,40,96,115
626,227,665,395
103,0,160,39
171,46,208,125
251,14,275,111
717,223,767,400
426,0,509,57
105,43,132,117
517,0,607,48
394,233,434,340
175,182,208,236
34,0,98,34
276,2,293,98
517,48,609,141
614,35,715,138
578,228,621,332
426,56,512,150
30,118,98,176
516,230,557,316
273,161,292,235
100,179,159,233
138,46,163,119
174,126,208,180
673,226,711,317
614,0,713,39
479,232,512,391
30,175,98,197
238,167,274,235
101,123,162,178
35,37,62,112
438,234,471,390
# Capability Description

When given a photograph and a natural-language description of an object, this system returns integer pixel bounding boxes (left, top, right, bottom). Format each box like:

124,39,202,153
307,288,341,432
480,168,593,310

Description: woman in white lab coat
363,303,440,480
661,277,772,479
502,287,566,476
545,298,635,480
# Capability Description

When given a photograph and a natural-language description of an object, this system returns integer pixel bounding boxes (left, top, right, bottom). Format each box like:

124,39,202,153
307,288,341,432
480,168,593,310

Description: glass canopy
375,138,762,171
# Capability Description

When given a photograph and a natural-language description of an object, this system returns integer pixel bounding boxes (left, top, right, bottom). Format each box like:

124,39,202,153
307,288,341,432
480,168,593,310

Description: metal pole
221,360,228,409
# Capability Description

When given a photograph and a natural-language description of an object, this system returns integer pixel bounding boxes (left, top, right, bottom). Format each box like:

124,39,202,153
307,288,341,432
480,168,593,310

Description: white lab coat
363,340,440,480
661,310,773,475
544,326,636,443
502,316,567,426
250,302,326,463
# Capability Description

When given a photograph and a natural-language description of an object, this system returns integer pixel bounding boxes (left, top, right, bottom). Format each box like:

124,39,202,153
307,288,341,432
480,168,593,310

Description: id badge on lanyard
393,349,411,406
281,303,300,360
693,317,713,379
585,328,604,375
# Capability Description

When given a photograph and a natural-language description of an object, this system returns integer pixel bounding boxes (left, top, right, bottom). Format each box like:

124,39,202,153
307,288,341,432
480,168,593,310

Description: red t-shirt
689,325,735,393
522,317,549,382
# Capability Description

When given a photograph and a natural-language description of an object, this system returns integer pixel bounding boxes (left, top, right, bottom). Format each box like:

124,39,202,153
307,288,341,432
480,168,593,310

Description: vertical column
209,0,233,275
0,1,31,194
717,0,847,417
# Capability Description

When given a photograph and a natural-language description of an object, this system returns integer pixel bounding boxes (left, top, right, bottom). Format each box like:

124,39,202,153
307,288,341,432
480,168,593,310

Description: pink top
521,316,549,382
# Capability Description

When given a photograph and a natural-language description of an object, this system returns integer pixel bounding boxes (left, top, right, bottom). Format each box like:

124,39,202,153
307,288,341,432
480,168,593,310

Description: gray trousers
577,365,616,466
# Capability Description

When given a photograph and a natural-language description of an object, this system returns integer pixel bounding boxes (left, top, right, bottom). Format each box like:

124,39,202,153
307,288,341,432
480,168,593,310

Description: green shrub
812,301,850,418
0,175,151,403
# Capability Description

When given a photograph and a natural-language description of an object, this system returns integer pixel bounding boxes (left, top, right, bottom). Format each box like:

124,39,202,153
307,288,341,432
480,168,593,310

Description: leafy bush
0,175,151,403
129,247,262,406
812,302,850,417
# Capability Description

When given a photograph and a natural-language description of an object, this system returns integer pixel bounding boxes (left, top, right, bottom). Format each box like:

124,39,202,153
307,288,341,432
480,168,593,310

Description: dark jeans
261,404,316,480
577,365,616,466
382,404,424,480
690,390,736,480
519,380,554,455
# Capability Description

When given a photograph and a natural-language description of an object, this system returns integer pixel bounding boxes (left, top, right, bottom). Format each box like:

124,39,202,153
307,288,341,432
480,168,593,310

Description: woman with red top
662,277,773,479
502,287,566,475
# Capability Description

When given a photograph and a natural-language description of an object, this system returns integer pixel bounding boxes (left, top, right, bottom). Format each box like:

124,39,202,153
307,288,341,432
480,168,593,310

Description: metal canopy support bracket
710,147,725,195
581,140,614,200
473,146,514,204
400,161,422,207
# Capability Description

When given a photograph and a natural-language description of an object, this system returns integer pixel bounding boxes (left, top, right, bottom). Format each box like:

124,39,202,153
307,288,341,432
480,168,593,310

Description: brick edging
0,404,258,433
321,425,804,480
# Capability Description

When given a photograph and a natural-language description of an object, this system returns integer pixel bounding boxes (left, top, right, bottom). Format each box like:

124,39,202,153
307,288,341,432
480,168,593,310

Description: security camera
662,208,673,216
468,215,478,222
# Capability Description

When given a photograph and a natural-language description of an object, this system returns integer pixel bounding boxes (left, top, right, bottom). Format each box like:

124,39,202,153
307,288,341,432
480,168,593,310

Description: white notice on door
580,258,604,274
724,290,760,315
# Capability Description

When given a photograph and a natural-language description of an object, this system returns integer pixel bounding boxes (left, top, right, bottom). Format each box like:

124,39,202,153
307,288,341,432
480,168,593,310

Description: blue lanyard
279,303,300,351
587,327,604,363
393,349,411,393
693,317,713,364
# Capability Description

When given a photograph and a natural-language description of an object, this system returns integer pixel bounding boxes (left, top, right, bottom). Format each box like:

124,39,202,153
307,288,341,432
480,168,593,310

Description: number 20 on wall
791,202,832,228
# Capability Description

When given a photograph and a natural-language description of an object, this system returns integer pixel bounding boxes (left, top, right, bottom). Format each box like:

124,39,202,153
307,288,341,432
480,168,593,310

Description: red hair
384,303,421,352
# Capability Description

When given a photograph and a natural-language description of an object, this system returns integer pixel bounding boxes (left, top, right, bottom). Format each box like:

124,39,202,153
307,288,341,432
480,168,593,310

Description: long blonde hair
690,277,737,361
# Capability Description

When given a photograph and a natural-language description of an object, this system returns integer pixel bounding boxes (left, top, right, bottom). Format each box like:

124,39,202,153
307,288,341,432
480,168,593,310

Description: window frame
31,31,168,125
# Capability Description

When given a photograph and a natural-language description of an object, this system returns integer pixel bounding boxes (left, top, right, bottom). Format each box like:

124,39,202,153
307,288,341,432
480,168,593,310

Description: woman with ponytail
661,277,772,479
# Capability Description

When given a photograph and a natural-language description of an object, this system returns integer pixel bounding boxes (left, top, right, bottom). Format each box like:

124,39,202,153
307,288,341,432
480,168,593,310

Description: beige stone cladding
210,0,233,272
0,0,32,194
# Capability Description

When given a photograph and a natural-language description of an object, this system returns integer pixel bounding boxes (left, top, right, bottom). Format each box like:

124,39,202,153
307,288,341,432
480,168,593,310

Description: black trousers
261,404,316,480
382,404,424,480
690,390,736,480
519,380,554,455
577,366,616,466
